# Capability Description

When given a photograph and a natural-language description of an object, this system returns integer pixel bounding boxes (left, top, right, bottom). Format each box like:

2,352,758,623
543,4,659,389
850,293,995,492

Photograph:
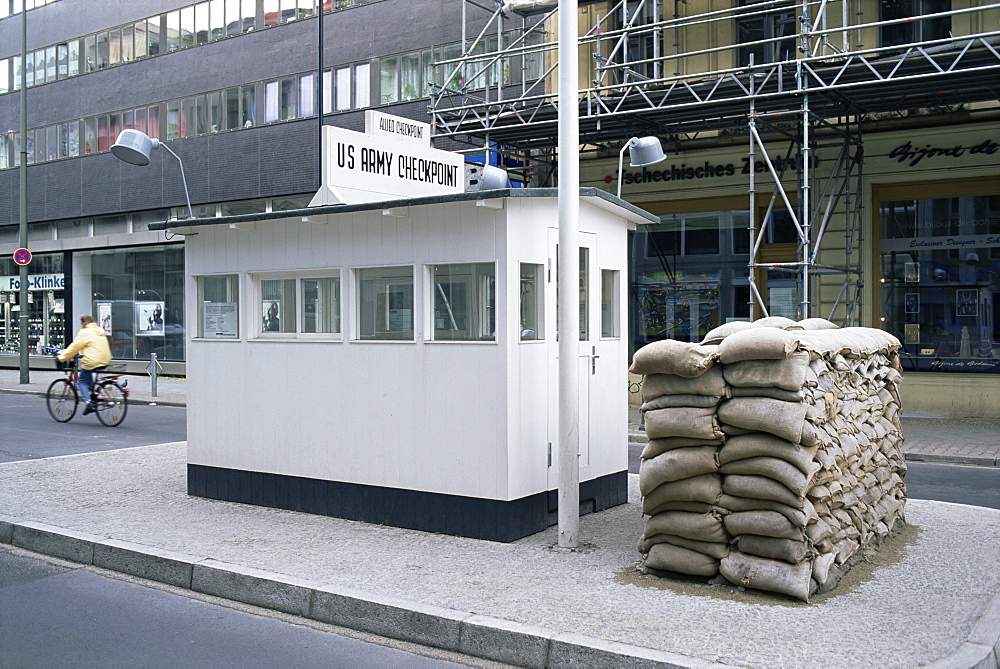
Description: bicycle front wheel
94,381,128,427
46,378,79,423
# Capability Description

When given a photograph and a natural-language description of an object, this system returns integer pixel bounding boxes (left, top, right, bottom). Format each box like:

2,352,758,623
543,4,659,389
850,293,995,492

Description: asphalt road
0,392,187,462
0,546,492,669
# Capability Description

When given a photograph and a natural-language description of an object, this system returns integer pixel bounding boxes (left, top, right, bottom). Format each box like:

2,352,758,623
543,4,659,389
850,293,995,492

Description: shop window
602,269,620,338
879,193,1000,373
520,263,544,340
196,274,239,339
429,263,496,341
356,266,414,341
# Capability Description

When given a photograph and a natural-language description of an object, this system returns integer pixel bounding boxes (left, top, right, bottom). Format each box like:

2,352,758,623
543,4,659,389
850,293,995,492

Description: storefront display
879,193,1000,373
0,253,66,355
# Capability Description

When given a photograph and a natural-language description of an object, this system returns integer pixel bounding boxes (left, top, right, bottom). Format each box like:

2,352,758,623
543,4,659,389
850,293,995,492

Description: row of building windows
0,30,544,170
0,0,57,19
0,0,376,93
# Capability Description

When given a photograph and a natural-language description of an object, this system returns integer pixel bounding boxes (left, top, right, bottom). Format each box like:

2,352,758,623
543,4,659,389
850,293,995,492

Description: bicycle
45,348,129,427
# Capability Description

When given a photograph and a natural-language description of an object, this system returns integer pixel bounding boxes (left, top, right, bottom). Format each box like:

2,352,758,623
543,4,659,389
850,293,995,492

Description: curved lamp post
111,129,194,220
617,136,666,198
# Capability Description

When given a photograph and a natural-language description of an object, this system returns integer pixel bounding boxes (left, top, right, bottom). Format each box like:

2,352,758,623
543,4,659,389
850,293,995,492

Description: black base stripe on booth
188,465,628,543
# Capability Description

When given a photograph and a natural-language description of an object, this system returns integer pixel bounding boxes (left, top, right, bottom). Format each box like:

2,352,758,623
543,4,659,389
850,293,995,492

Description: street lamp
111,129,194,220
617,136,666,198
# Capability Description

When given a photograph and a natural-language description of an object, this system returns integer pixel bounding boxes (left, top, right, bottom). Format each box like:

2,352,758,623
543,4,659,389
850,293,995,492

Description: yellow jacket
59,322,112,370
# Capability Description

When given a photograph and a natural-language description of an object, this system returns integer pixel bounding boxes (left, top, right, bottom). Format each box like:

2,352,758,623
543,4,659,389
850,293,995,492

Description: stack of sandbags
632,318,906,601
630,340,729,577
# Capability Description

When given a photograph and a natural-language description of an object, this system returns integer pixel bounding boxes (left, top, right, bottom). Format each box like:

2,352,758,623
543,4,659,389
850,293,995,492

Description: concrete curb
0,387,187,408
0,517,717,667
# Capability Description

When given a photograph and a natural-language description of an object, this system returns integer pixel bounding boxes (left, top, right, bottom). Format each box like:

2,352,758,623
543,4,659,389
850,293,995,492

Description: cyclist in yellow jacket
59,315,112,415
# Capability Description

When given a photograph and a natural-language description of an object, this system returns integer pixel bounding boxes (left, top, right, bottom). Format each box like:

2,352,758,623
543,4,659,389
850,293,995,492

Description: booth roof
147,187,659,232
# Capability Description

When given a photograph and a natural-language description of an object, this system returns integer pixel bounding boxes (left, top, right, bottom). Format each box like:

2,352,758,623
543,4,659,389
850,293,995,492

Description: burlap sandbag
642,474,723,513
629,340,719,377
754,316,800,329
812,551,837,584
796,317,840,330
642,436,726,460
719,433,819,475
719,456,818,497
733,534,812,564
718,397,809,443
718,327,800,364
639,446,720,495
723,509,804,540
645,542,720,577
639,533,730,559
641,394,723,410
723,351,811,391
724,474,805,508
640,501,717,518
641,367,728,400
719,550,814,601
643,510,728,543
645,407,723,441
730,386,805,402
701,320,759,345
717,494,816,528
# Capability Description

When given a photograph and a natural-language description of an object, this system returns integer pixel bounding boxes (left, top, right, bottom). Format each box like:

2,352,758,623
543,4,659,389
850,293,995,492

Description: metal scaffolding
429,0,1000,322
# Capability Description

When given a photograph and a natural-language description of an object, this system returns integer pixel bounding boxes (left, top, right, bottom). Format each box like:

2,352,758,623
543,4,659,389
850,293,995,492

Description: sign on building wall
310,112,464,206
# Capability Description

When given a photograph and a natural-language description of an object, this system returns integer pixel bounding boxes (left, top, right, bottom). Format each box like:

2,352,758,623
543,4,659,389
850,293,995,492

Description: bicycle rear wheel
46,379,79,422
94,381,128,427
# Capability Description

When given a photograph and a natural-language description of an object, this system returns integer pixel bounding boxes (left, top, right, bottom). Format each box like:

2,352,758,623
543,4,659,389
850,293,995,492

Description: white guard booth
159,188,655,541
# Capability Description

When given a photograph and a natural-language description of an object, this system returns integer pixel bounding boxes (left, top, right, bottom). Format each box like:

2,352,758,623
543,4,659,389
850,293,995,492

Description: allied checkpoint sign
309,111,464,206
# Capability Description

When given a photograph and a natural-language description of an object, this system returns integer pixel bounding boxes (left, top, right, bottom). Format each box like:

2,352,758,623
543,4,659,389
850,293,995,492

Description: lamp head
111,129,159,166
627,136,666,167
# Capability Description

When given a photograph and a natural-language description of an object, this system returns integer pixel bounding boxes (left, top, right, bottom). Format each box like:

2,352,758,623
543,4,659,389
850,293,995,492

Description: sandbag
641,367,728,400
718,398,809,444
717,494,816,528
643,510,728,543
733,534,812,564
723,351,811,391
723,510,803,540
640,501,717,518
718,433,819,475
642,474,723,513
645,542,720,577
718,327,800,364
642,436,725,460
639,446,720,495
641,394,723,410
658,534,731,559
630,340,719,377
730,386,805,402
719,456,817,497
724,474,805,508
701,320,759,345
720,551,814,601
645,407,723,441
796,318,840,330
754,316,800,329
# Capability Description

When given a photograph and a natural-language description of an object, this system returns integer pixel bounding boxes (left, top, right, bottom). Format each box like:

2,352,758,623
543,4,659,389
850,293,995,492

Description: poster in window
262,300,281,332
136,301,164,336
204,302,238,338
956,289,978,317
905,323,920,344
904,293,920,314
904,262,920,283
96,302,112,332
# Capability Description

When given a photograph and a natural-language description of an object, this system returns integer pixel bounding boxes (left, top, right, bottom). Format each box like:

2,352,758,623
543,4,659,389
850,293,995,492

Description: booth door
547,229,598,491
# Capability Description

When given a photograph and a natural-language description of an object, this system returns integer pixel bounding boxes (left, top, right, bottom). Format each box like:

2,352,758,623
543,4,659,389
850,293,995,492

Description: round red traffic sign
13,248,31,266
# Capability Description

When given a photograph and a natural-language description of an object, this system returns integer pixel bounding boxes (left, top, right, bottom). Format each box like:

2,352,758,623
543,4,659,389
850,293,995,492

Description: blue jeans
79,368,94,404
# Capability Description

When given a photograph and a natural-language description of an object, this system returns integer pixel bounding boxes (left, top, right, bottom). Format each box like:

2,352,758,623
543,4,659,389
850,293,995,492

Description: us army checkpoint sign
309,114,464,206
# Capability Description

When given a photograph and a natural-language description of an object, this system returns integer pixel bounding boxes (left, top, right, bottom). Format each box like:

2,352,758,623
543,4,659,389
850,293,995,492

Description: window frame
427,262,497,342
252,270,343,340
354,265,415,342
195,273,241,340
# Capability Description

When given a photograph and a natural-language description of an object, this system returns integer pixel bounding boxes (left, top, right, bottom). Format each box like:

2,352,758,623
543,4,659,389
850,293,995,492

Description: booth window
601,269,620,338
196,274,239,339
356,266,414,340
520,263,544,340
579,247,590,341
429,263,495,341
254,271,341,338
